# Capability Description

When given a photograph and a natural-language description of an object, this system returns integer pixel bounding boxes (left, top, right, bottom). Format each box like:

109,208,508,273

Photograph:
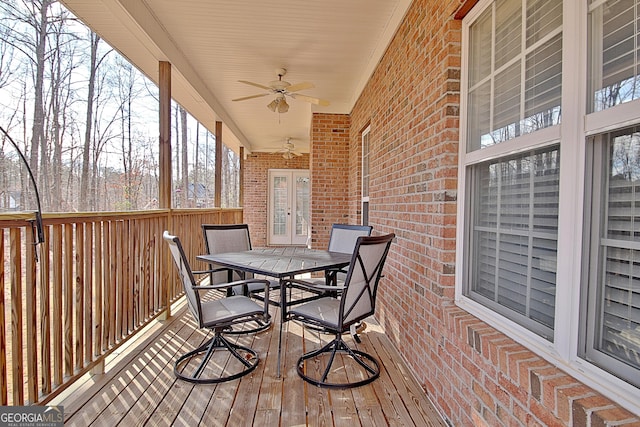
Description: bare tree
0,0,53,206
79,32,112,211
111,57,145,210
180,106,188,207
1,1,241,213
46,9,78,211
0,16,17,88
194,121,199,206
0,17,19,210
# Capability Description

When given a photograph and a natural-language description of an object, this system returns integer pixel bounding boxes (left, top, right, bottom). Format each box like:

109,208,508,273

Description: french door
268,169,310,246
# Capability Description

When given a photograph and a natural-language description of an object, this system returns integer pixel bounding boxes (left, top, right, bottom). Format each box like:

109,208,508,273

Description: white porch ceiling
59,0,412,154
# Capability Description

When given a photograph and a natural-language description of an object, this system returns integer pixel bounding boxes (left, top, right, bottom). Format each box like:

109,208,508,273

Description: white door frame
268,169,310,246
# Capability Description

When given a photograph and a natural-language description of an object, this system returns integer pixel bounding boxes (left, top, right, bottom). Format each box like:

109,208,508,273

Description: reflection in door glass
273,176,287,236
295,176,310,236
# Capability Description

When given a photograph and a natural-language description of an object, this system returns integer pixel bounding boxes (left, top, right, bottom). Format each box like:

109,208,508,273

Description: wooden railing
0,208,243,405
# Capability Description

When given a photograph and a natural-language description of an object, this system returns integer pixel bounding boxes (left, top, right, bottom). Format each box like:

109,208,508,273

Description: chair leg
175,332,259,384
296,334,380,389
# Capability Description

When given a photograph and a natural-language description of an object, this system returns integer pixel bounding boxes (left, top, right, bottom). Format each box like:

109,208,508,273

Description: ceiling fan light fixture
282,151,294,160
267,98,279,112
267,95,289,113
277,98,289,113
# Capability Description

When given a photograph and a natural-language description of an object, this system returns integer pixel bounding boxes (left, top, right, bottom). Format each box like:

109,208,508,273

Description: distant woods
0,0,239,213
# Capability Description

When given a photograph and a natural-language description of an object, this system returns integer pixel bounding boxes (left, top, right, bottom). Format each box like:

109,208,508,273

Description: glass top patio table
196,246,353,376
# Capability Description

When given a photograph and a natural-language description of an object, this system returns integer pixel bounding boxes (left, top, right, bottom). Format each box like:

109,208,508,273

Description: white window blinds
469,147,559,339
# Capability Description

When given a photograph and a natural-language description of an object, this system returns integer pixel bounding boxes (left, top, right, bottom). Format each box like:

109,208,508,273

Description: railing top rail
0,208,242,226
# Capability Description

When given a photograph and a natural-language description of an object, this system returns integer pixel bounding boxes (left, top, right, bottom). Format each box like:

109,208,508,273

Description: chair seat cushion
201,295,263,326
289,298,340,330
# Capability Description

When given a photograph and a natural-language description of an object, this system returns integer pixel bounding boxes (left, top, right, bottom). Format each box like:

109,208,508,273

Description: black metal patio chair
164,231,271,384
290,223,372,340
286,233,395,389
201,223,279,332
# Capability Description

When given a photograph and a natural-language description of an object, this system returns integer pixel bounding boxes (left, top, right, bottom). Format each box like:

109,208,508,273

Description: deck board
57,298,446,427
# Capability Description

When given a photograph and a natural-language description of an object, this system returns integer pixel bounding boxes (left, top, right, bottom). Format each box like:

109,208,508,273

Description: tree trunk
180,106,188,207
194,122,199,207
80,33,100,211
29,0,51,185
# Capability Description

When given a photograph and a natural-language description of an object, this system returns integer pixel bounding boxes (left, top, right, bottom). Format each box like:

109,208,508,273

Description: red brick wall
309,113,352,249
345,0,639,425
242,152,309,248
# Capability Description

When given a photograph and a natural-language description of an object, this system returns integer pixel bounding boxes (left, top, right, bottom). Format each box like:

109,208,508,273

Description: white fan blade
238,80,273,91
292,151,302,156
232,93,269,101
286,82,315,92
290,93,330,106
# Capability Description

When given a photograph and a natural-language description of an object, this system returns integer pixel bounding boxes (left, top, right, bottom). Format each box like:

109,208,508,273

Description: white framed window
461,0,563,338
580,0,640,390
457,0,640,414
583,126,640,388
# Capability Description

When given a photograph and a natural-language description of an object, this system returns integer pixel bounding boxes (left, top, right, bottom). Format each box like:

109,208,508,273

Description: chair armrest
192,267,231,276
193,278,271,292
283,278,346,293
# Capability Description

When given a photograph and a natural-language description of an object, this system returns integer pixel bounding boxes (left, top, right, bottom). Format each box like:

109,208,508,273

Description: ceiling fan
270,138,302,159
232,68,330,113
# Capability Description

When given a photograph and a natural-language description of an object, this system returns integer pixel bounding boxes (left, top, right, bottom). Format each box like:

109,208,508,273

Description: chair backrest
327,224,373,253
339,233,394,329
163,231,203,327
202,224,253,283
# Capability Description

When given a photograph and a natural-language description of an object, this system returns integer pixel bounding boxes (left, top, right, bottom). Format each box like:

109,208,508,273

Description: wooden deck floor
56,297,446,426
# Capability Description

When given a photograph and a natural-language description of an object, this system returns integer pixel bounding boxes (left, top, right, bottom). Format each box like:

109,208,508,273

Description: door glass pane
273,175,288,236
295,176,310,237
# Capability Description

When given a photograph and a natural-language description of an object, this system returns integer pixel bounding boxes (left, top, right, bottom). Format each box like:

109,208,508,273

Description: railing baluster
75,223,84,372
141,222,149,321
84,222,93,365
94,221,103,358
0,228,7,405
52,224,63,387
64,223,73,377
128,219,135,331
10,228,23,405
115,220,123,340
40,225,51,395
26,225,37,403
106,220,114,348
